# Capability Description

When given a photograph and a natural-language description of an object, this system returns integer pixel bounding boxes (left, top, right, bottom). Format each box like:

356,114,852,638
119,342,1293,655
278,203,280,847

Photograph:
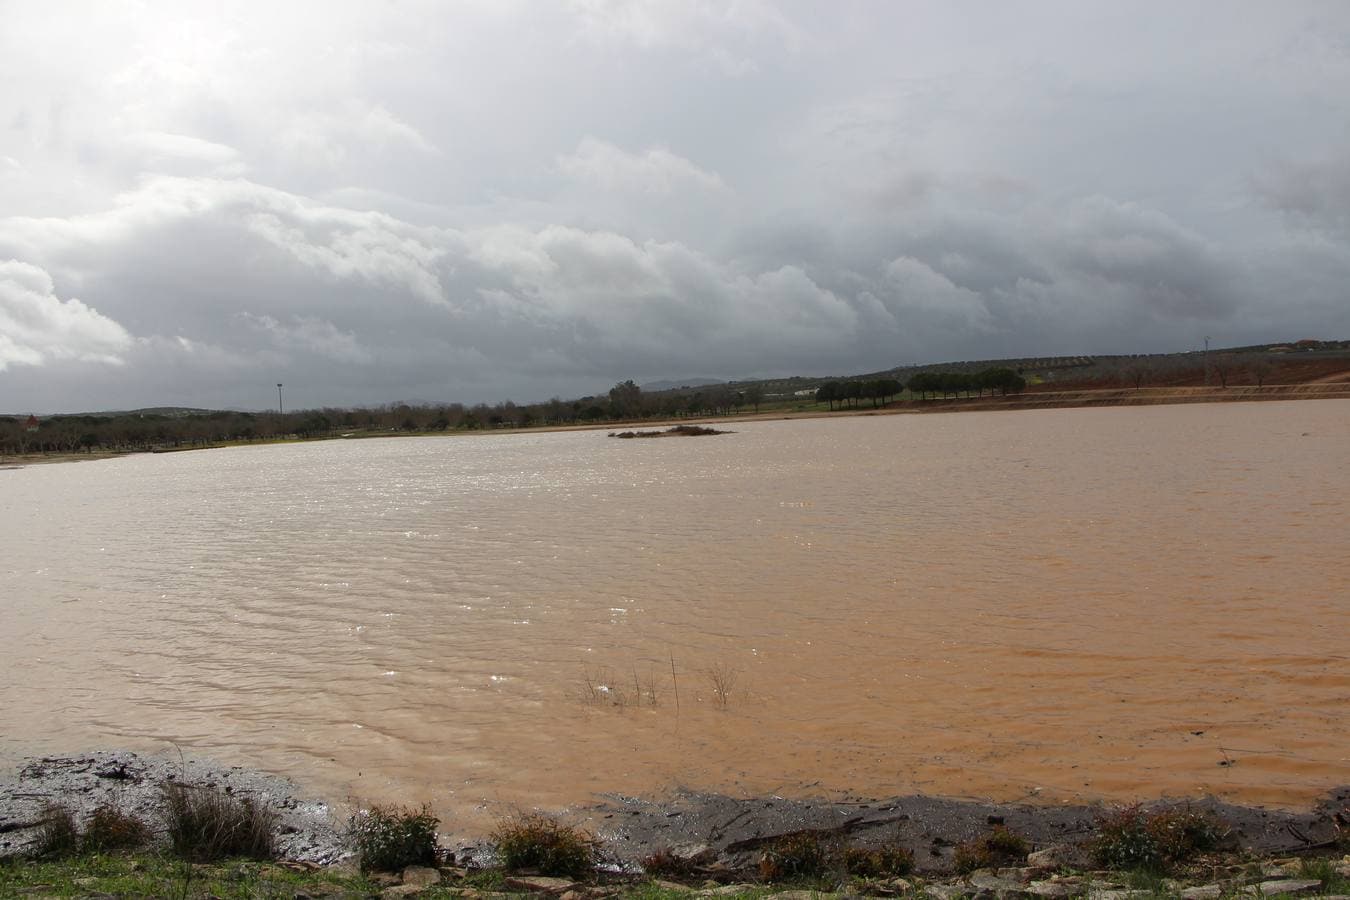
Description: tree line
1,367,1028,457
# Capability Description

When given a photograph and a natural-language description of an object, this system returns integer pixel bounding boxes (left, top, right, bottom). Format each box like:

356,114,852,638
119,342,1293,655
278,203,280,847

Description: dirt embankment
902,382,1350,415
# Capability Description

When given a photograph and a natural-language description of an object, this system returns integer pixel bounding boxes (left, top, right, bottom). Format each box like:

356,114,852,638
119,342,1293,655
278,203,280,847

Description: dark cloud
1,1,1348,411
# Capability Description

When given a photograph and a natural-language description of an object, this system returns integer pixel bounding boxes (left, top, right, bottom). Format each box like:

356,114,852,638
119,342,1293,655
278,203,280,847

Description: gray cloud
1,1,1348,412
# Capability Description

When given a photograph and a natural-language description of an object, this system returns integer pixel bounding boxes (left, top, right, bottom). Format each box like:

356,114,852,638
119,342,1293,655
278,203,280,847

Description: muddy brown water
2,402,1347,830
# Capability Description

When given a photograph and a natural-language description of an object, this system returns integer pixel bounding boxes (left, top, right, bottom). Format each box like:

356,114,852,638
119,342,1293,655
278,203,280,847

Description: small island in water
608,424,731,439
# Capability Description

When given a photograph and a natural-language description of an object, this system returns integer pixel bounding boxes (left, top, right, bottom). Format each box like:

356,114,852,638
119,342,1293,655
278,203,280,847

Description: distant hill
641,378,724,392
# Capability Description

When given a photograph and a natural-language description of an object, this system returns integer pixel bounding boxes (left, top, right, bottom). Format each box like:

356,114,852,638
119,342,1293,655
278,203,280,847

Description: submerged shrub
1091,806,1226,872
759,831,833,881
493,813,595,879
160,781,277,862
82,802,152,852
348,803,440,872
953,825,1030,873
32,803,80,858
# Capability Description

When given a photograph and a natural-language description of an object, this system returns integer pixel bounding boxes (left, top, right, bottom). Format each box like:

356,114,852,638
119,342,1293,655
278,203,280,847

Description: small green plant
758,831,832,881
160,781,277,862
1090,806,1226,872
953,825,1030,873
840,843,915,877
32,803,80,858
493,813,595,878
82,802,152,852
348,803,440,872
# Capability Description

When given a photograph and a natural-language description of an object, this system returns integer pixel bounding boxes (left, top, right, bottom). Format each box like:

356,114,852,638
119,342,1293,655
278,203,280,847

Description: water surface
2,402,1346,822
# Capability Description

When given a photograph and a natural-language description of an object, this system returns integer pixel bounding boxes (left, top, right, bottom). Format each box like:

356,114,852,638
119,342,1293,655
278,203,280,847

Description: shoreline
4,382,1348,468
3,750,1346,871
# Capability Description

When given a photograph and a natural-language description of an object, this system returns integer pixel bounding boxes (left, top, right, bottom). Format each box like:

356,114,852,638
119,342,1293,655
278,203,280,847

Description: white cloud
564,0,805,72
0,261,132,371
558,137,725,194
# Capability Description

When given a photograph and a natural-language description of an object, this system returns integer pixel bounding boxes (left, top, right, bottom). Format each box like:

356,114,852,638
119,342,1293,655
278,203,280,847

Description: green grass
0,853,379,900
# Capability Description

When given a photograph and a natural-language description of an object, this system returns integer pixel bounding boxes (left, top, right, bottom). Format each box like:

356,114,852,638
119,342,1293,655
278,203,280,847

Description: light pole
277,383,284,415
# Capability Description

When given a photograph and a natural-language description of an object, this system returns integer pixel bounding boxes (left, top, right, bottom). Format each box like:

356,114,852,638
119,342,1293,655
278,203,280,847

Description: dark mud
571,787,1349,873
3,752,1345,873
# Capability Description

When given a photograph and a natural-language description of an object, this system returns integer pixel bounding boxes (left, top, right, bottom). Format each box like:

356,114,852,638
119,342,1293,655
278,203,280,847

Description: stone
1179,886,1223,900
1254,879,1322,896
767,892,838,900
381,886,426,899
1026,846,1075,871
504,875,581,894
703,884,758,897
668,842,716,864
924,885,972,900
970,870,1031,895
401,866,441,888
998,867,1037,883
655,880,693,893
1025,882,1081,898
370,872,402,887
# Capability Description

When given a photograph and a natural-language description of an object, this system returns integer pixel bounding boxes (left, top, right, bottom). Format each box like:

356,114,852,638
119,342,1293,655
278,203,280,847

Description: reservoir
1,401,1346,824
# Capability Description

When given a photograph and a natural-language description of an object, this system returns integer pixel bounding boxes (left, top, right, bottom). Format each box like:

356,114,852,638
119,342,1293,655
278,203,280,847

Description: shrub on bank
492,813,595,878
348,803,440,872
1090,806,1226,872
32,804,80,858
840,843,915,877
953,825,1030,873
82,802,152,852
758,831,832,880
160,781,277,862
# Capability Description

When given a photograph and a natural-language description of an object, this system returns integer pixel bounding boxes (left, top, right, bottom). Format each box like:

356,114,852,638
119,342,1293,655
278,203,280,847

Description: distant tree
1249,357,1275,388
1210,354,1237,388
608,380,643,419
817,381,840,410
1118,359,1153,390
744,384,763,413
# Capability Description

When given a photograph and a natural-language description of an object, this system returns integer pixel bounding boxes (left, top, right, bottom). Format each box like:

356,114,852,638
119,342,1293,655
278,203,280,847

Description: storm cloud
2,1,1347,412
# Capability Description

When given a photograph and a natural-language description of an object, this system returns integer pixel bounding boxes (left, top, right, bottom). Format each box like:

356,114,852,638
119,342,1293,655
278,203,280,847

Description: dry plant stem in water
706,661,738,709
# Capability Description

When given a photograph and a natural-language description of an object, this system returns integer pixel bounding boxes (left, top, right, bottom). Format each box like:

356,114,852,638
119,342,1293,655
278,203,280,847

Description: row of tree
2,366,1032,457
906,367,1027,399
0,382,769,456
815,378,905,410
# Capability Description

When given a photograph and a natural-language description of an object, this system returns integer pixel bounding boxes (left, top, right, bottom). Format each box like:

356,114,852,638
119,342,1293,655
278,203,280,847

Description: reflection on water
1,401,1347,823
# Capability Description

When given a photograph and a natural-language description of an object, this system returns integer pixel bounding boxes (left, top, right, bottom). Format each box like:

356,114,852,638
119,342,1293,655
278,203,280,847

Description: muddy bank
572,787,1349,874
0,750,344,864
3,752,1345,874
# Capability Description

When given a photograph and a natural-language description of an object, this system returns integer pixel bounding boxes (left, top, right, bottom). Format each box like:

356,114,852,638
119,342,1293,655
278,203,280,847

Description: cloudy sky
2,1,1348,412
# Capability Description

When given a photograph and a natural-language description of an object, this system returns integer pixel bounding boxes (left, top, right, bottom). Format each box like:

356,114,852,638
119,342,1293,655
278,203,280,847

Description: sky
2,1,1348,413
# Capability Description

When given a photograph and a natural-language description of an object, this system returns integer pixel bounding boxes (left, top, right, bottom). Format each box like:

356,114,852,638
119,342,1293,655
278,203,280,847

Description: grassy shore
3,843,1348,899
